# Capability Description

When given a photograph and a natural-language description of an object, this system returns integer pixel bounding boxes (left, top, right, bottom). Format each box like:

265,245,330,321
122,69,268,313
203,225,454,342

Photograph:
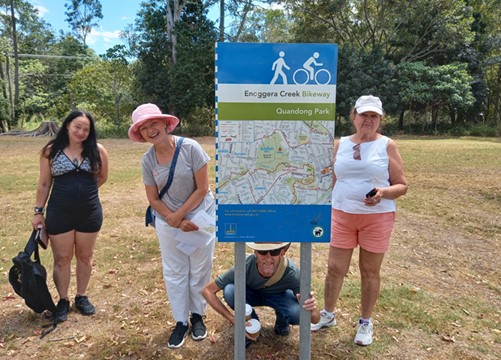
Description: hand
298,291,318,312
179,219,199,232
245,320,260,341
245,330,259,341
298,291,321,324
32,214,45,230
364,188,382,206
165,211,183,228
297,291,317,311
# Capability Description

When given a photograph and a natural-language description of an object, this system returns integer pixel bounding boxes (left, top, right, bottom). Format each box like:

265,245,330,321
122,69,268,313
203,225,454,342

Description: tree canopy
0,0,499,136
64,0,103,46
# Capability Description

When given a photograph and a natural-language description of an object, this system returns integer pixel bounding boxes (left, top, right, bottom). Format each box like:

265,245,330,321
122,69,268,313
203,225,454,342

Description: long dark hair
41,110,102,173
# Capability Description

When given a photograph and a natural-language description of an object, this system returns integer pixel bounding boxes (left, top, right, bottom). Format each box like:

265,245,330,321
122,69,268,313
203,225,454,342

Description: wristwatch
34,206,45,214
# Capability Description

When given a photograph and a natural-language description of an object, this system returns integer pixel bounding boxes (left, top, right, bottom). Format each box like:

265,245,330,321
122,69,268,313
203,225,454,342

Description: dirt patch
1,136,500,360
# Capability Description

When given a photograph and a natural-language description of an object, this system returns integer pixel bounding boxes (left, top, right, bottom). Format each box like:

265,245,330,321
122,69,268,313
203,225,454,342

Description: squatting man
202,242,320,348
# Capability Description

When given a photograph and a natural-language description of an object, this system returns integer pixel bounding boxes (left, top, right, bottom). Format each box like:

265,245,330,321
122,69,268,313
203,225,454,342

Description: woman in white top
311,95,408,346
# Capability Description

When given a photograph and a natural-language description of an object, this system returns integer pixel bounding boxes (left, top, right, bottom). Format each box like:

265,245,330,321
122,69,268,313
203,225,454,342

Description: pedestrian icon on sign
270,51,290,84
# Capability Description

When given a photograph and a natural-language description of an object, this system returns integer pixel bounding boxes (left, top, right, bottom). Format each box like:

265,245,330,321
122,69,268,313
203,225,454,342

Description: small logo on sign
312,227,324,238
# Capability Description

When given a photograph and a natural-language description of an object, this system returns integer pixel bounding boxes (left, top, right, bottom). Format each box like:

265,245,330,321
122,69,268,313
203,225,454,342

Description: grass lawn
0,135,500,359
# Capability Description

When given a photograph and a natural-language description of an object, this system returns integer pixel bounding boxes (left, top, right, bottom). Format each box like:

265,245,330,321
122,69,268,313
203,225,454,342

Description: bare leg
74,231,98,295
359,248,385,319
50,230,76,299
323,246,354,312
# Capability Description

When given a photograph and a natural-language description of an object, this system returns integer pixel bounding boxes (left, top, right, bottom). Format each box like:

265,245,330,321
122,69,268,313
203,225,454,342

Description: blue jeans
223,284,300,326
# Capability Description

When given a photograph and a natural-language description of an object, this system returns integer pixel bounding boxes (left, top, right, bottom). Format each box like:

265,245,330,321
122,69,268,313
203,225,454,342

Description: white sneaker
311,310,336,331
354,319,373,346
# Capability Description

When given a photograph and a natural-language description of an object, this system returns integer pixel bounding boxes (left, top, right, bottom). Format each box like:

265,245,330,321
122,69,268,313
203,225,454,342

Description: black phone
365,188,377,198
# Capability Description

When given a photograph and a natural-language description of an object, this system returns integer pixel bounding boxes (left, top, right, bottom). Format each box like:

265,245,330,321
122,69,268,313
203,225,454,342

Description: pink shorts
330,209,396,253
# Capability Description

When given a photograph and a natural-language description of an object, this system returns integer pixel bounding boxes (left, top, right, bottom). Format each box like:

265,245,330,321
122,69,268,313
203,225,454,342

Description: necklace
65,147,82,166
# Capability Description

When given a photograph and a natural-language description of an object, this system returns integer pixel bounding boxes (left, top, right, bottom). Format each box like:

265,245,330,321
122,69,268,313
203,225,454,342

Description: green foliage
17,59,51,123
64,0,103,46
181,106,215,136
43,35,97,120
397,61,475,128
0,0,56,127
468,123,500,137
286,0,499,132
1,0,500,136
336,46,398,119
170,1,217,120
96,122,129,139
67,58,133,128
131,0,216,128
289,0,474,62
0,0,55,53
130,1,172,111
230,8,293,43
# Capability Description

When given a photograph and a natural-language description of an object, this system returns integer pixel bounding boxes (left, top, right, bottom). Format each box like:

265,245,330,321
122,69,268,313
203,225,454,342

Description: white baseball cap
355,95,383,115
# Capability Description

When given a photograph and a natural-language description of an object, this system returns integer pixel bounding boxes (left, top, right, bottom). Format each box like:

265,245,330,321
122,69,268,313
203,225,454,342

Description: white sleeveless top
332,136,396,214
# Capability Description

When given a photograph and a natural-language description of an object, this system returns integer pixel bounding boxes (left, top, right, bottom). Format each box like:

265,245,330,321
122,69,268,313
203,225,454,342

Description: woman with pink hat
129,103,215,349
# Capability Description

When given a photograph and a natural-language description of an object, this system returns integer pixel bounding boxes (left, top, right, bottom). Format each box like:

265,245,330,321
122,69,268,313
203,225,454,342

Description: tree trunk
0,121,60,137
166,4,176,64
232,0,253,41
449,107,456,126
9,0,19,123
0,57,8,102
219,0,225,42
495,65,501,126
398,109,405,130
114,94,122,126
431,106,439,131
5,55,14,121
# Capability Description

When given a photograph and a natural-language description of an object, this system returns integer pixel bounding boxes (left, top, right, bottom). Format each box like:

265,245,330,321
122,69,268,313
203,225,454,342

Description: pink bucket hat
128,103,180,142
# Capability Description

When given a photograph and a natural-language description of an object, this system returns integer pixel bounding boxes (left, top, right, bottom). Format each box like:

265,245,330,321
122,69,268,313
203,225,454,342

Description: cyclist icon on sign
293,52,332,85
304,52,322,80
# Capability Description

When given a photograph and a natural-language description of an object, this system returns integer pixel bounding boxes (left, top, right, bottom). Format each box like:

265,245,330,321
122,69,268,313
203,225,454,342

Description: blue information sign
216,43,338,243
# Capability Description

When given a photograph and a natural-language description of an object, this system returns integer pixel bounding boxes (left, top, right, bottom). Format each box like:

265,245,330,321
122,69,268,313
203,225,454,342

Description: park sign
215,43,337,243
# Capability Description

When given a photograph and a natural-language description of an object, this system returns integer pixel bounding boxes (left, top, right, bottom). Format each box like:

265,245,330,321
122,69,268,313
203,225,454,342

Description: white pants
155,218,215,323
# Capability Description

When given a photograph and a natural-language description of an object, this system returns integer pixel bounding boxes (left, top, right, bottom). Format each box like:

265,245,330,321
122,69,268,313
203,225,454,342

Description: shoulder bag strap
24,230,40,261
158,137,184,199
262,257,289,288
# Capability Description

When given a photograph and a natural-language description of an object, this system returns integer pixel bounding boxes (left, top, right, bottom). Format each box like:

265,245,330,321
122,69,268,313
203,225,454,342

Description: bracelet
33,213,44,216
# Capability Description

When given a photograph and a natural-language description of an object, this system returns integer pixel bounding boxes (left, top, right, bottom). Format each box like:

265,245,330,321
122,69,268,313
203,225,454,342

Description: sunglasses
353,143,361,160
256,248,283,256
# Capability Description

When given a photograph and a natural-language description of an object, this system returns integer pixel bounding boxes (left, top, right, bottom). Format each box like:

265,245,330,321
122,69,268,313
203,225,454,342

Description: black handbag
9,230,56,314
145,137,184,227
9,230,58,338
